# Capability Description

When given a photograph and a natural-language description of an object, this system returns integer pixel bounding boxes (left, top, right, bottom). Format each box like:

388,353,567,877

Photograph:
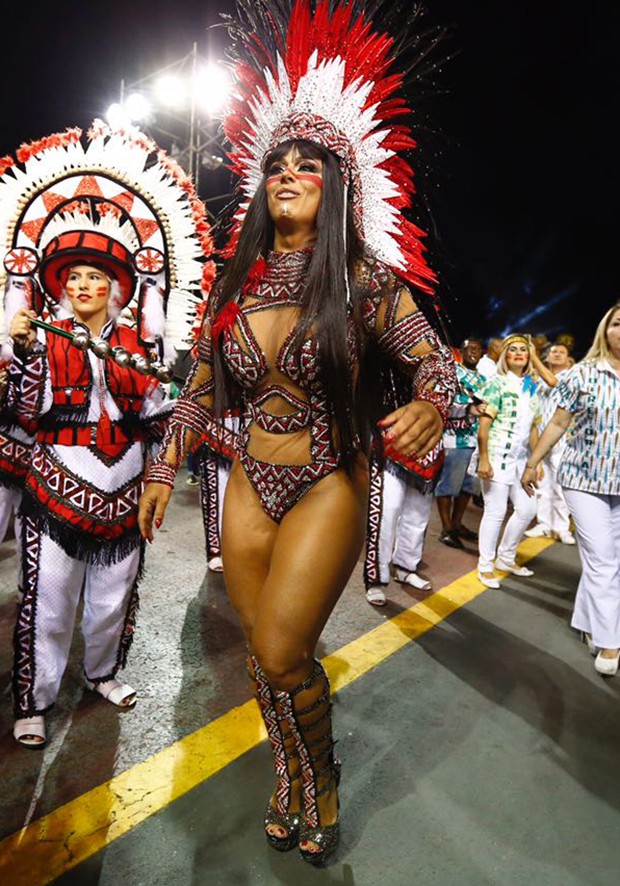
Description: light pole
108,44,231,203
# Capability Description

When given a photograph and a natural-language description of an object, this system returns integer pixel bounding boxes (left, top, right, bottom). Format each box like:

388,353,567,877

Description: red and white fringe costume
0,122,214,716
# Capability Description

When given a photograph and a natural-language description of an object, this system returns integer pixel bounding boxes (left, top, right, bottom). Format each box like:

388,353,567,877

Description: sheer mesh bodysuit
148,248,457,521
222,249,338,521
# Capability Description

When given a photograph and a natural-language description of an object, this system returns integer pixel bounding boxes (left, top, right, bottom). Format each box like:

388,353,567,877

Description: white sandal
14,715,46,748
365,586,387,606
85,678,137,708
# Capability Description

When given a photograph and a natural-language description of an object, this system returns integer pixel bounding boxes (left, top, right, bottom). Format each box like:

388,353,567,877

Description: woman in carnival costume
0,122,214,747
139,0,456,864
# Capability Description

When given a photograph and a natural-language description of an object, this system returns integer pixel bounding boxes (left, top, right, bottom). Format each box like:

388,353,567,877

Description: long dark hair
212,139,368,468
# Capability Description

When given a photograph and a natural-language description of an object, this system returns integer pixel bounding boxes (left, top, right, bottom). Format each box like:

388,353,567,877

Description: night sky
2,1,618,355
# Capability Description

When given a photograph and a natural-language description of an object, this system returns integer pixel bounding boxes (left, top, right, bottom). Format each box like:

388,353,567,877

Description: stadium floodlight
107,44,231,197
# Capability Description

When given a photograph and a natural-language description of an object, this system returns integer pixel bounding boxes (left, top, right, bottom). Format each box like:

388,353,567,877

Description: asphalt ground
1,477,619,885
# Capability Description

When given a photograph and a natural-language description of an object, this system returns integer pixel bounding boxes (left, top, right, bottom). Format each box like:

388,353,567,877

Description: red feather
242,256,268,297
212,303,241,350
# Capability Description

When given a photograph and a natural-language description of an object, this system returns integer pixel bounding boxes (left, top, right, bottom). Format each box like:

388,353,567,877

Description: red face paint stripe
266,168,323,188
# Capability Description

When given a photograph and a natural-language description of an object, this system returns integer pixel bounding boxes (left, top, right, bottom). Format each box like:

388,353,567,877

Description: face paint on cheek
265,168,323,189
95,285,108,297
295,172,323,188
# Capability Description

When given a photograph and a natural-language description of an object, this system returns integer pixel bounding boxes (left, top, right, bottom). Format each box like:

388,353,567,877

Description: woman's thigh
564,488,619,569
481,479,509,516
251,461,369,680
508,477,538,519
221,460,279,639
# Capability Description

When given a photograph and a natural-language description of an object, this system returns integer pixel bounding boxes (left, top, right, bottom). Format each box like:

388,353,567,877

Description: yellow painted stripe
0,537,553,883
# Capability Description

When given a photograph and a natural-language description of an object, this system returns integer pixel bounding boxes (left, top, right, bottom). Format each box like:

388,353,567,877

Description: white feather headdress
221,0,445,295
0,120,216,359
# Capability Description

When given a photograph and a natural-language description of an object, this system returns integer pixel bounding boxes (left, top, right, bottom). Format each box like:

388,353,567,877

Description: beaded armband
146,461,177,488
196,334,212,364
414,349,458,424
375,311,432,363
6,341,48,420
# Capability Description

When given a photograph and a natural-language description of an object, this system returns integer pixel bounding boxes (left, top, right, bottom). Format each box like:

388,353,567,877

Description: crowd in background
364,315,620,681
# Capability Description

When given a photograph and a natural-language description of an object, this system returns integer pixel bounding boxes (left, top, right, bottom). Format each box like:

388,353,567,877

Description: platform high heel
248,654,302,852
275,660,342,866
298,753,341,865
264,786,301,851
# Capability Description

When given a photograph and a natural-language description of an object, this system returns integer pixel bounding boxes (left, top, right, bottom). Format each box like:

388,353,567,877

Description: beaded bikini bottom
238,449,338,523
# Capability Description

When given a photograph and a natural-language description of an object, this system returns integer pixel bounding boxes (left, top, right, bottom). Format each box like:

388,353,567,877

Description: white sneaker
558,531,576,545
207,556,224,572
393,567,431,591
524,525,550,538
366,586,387,606
495,558,534,577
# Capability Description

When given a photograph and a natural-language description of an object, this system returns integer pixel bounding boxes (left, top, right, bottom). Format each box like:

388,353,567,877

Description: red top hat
40,230,135,306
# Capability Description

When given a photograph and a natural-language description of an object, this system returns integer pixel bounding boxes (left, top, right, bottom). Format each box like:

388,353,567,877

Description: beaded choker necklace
242,248,313,304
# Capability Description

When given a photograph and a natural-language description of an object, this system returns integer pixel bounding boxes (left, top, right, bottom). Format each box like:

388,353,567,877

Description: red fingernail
155,518,162,529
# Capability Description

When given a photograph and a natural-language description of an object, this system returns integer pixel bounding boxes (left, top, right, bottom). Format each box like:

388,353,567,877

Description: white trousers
14,528,142,714
0,486,22,591
535,450,571,534
563,488,620,648
478,470,537,572
377,470,433,584
0,485,20,543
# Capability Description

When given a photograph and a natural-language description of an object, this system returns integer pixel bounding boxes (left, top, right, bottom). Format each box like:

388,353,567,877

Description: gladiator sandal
247,654,302,852
275,660,341,866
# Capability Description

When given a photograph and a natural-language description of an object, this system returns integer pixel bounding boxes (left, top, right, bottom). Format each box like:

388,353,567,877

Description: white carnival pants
536,448,571,534
0,485,20,544
376,469,433,584
478,470,537,573
563,488,620,648
14,527,142,715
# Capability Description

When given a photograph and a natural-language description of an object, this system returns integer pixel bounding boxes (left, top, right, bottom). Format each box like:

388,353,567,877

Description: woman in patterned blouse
522,302,620,676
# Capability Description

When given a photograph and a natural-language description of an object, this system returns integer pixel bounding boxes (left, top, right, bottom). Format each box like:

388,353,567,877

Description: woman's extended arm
529,344,558,388
366,274,457,459
520,406,572,495
476,414,494,479
138,318,216,541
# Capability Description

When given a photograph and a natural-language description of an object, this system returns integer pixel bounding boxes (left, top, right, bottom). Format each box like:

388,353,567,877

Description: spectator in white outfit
476,336,502,380
363,452,435,607
474,335,543,588
525,342,575,544
522,302,620,676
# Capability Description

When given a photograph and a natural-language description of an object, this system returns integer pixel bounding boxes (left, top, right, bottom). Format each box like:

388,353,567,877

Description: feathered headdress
220,0,446,295
0,120,217,365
